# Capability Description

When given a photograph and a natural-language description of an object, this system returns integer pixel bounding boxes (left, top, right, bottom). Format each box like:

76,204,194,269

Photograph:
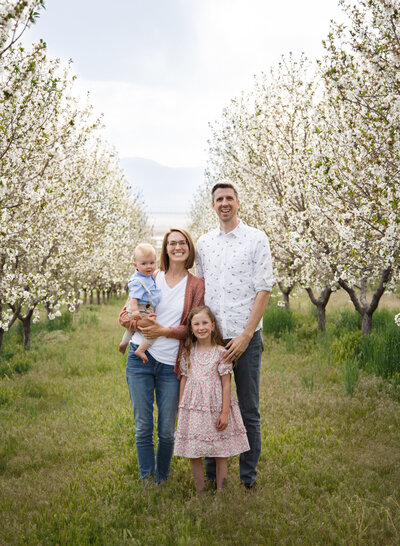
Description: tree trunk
317,305,326,333
45,302,52,318
361,312,373,336
305,286,332,333
278,281,295,312
89,291,94,305
338,266,392,335
96,290,101,305
102,290,106,305
0,302,3,351
1,303,22,352
83,289,87,305
21,309,34,350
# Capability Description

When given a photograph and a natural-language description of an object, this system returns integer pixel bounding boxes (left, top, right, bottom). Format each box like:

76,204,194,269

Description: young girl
174,306,249,492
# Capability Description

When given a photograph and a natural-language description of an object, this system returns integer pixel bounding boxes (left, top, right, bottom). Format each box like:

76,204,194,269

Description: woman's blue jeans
126,344,180,483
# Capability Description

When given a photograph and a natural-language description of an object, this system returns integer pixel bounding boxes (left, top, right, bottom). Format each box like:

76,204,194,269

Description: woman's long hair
159,227,195,271
184,306,225,369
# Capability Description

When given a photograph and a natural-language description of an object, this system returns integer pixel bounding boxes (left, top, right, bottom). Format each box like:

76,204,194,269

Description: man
196,182,273,489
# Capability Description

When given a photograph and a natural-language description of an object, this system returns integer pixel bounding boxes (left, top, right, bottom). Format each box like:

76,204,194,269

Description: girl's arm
216,374,231,431
179,376,187,404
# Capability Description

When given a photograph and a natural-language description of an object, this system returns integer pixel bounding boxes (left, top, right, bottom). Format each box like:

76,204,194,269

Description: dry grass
287,287,400,314
0,299,399,545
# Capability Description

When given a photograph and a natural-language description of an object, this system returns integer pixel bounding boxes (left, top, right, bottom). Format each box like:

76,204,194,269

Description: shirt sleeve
195,239,204,279
252,231,274,293
217,347,233,376
128,278,145,300
150,286,162,307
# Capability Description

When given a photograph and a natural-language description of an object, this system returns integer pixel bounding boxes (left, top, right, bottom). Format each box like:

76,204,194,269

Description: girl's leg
190,458,206,492
215,457,228,491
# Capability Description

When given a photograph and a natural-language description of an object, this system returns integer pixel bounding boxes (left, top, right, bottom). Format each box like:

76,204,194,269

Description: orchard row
191,0,400,335
0,2,151,349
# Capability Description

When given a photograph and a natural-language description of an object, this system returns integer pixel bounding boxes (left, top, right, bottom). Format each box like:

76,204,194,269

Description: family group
118,182,273,492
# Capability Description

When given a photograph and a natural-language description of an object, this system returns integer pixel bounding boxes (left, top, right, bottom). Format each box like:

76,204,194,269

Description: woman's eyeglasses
167,240,188,247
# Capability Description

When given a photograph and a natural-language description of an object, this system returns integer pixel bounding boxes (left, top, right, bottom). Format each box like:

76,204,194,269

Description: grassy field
0,297,400,545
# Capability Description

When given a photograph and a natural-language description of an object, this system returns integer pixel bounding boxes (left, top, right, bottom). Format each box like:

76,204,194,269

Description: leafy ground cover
0,298,399,545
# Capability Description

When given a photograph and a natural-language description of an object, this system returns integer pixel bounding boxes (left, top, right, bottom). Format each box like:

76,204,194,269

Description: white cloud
79,79,227,167
22,0,345,168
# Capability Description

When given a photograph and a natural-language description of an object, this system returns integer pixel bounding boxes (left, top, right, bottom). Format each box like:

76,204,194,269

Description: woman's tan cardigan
119,272,205,378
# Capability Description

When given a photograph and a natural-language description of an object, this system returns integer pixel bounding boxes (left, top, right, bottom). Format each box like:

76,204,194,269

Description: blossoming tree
315,0,400,334
0,5,151,349
202,56,337,331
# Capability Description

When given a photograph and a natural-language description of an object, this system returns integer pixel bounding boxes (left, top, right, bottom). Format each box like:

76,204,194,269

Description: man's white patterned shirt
196,221,274,339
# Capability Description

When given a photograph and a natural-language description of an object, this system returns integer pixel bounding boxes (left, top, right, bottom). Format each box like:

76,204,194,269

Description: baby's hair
184,306,225,369
134,243,156,261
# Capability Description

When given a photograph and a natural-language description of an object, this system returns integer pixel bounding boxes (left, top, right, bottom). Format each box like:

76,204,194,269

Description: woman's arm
138,316,171,339
167,276,205,340
216,374,231,431
137,275,206,340
119,300,138,330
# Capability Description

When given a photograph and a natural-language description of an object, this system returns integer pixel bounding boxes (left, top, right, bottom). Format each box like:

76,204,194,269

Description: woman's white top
131,271,188,366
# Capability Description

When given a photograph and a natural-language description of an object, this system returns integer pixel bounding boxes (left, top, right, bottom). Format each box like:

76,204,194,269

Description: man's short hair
211,182,239,201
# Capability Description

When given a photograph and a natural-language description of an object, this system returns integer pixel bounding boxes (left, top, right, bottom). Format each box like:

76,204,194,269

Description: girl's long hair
184,306,225,369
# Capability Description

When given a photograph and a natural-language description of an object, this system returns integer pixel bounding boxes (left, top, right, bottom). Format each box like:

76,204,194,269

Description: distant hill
120,157,205,214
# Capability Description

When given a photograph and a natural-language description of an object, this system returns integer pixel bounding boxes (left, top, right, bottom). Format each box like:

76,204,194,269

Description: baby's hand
131,310,142,320
216,411,229,431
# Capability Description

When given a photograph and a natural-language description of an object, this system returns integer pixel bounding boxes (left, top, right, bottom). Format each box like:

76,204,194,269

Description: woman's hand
138,314,170,339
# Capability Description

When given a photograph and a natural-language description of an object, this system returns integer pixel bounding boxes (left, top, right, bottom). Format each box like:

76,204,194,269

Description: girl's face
191,310,215,342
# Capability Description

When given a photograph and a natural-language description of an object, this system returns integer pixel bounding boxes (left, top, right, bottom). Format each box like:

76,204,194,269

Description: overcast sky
22,0,344,169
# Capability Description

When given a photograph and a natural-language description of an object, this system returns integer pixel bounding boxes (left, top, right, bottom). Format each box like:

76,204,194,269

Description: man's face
212,187,240,223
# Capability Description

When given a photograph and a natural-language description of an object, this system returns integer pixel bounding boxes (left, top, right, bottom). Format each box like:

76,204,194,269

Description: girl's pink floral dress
174,345,250,458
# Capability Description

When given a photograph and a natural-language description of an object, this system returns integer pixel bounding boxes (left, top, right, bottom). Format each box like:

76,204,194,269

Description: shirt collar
136,271,151,279
218,219,243,237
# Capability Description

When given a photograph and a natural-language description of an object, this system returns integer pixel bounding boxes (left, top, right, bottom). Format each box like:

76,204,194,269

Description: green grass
0,300,400,544
263,301,296,338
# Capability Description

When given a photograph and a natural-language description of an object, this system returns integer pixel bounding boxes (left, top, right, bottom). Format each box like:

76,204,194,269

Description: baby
119,243,162,362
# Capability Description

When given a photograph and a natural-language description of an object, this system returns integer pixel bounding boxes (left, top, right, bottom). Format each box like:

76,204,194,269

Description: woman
119,228,204,483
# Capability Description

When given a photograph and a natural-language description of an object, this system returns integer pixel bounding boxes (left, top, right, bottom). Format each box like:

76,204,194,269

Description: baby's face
134,252,157,276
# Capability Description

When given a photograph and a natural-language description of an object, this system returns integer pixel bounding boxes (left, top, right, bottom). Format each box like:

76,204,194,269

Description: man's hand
224,332,252,362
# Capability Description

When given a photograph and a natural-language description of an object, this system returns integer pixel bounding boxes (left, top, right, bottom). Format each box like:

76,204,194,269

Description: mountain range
120,157,205,214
